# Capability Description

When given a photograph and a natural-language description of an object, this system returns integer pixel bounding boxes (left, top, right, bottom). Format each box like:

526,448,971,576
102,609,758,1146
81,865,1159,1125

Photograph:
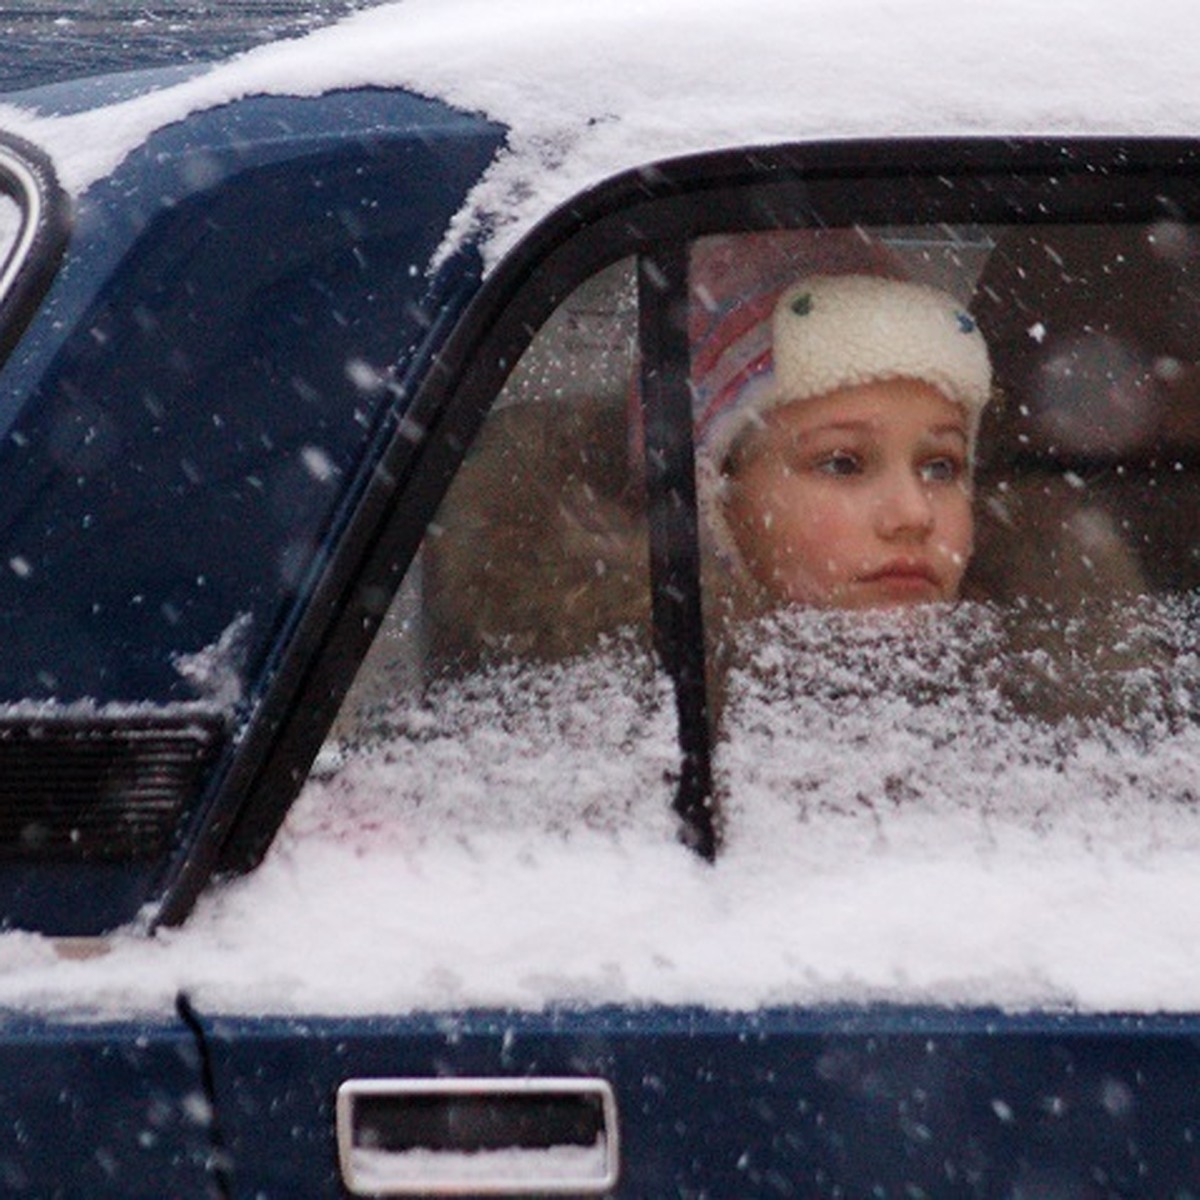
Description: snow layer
2,0,1200,265
3,604,1200,1018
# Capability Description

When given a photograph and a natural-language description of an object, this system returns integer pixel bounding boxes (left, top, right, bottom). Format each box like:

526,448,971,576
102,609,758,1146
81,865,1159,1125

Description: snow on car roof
2,0,1199,266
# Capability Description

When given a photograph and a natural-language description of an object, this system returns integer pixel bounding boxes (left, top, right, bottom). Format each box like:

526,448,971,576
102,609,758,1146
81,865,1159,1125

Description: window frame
177,136,1200,924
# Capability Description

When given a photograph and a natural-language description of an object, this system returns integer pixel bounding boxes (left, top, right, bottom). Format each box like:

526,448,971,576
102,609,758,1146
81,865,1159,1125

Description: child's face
723,379,974,609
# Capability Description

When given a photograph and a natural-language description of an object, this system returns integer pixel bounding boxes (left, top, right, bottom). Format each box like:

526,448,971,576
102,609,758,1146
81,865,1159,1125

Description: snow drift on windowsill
2,605,1200,1018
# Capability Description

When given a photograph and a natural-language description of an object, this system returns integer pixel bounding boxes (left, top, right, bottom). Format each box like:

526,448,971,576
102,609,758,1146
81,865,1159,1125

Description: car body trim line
175,991,234,1199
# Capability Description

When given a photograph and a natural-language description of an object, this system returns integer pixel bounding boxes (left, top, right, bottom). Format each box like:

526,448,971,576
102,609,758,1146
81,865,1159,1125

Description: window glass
425,259,647,672
327,259,677,838
327,218,1200,856
690,222,1200,857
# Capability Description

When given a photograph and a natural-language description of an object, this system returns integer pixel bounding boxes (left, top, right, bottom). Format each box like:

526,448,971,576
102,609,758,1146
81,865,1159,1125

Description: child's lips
857,560,942,591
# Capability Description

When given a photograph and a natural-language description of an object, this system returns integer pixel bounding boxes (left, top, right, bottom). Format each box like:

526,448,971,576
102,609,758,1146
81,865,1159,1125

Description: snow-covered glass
324,259,676,836
286,211,1200,1012
326,221,1200,853
696,222,1200,862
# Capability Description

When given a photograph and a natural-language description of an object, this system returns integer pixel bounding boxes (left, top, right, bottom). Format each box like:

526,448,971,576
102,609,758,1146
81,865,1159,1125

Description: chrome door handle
336,1076,620,1195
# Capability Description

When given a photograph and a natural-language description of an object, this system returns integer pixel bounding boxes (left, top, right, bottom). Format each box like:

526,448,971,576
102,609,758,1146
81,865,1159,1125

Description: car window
336,258,644,702
327,259,680,838
325,213,1200,857
698,221,1200,859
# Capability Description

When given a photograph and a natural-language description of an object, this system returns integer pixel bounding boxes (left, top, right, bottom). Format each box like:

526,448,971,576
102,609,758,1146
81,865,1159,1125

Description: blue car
2,2,1200,1196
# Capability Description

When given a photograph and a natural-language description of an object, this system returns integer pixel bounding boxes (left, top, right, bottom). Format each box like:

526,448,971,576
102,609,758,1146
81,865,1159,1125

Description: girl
694,273,992,610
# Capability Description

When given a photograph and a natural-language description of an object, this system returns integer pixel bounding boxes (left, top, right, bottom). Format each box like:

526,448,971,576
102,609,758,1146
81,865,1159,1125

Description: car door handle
336,1077,620,1195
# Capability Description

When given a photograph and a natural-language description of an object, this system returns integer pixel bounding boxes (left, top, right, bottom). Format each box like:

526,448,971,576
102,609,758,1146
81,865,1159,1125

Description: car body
1,1,1200,1196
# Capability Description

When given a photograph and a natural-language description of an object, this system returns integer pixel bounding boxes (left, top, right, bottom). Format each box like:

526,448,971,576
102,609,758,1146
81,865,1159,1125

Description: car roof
2,0,1199,267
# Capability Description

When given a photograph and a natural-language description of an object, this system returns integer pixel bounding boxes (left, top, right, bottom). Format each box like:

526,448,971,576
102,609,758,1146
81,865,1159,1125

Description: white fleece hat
693,273,993,572
696,273,992,472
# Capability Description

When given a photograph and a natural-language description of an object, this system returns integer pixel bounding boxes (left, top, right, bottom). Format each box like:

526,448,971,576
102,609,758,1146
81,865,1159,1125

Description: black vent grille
0,712,226,861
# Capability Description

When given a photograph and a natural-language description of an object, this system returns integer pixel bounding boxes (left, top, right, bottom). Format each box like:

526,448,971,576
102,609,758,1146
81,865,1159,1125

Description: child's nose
875,469,935,539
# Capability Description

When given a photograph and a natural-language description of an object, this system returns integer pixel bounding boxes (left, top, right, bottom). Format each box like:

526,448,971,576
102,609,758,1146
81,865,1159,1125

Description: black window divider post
637,245,717,860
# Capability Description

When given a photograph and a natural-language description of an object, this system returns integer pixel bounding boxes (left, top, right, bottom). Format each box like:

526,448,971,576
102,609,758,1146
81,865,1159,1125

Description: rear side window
322,166,1200,863
174,140,1200,1019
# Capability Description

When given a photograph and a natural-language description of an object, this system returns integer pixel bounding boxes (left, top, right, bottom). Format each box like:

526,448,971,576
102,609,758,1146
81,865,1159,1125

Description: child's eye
919,456,963,484
816,451,862,477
